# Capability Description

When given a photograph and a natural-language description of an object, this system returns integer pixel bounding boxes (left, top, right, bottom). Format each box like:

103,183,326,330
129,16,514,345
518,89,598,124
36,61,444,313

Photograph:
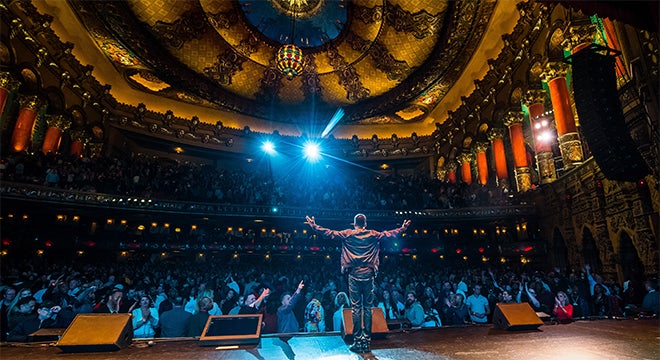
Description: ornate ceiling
31,0,520,138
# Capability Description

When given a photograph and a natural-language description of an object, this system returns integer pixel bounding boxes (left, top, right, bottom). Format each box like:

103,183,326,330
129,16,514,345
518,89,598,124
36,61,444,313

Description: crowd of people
0,152,513,211
1,254,657,342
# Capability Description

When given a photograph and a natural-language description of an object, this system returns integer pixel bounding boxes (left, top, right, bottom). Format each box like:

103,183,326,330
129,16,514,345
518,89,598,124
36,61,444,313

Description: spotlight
302,141,321,162
261,140,276,155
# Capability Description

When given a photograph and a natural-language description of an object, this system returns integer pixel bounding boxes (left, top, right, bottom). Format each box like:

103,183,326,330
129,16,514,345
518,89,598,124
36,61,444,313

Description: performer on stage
305,214,410,354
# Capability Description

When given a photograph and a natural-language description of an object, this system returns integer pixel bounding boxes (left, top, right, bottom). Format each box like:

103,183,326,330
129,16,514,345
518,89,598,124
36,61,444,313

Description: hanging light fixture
276,1,304,80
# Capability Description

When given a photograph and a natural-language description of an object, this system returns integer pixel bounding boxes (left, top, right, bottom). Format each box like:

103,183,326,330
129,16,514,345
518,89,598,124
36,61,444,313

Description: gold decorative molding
558,132,584,169
446,161,457,172
46,114,72,130
487,128,506,141
541,62,570,82
536,151,557,184
503,111,525,127
456,152,474,164
69,129,90,143
473,141,489,154
514,166,532,192
522,89,547,107
17,94,43,111
563,23,597,51
0,72,21,91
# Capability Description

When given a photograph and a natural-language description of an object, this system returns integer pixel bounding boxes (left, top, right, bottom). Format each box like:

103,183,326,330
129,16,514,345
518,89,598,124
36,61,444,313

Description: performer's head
353,213,367,229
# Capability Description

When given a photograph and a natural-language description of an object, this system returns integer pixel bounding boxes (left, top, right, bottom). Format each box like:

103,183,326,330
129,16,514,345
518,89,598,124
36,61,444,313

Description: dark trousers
348,270,375,342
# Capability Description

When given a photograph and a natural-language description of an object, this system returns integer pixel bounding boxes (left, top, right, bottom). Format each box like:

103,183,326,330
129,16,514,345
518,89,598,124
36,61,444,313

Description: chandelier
276,1,304,80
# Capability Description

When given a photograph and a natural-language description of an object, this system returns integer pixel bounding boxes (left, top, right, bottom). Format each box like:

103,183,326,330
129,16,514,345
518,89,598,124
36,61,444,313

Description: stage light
261,140,276,155
302,141,321,162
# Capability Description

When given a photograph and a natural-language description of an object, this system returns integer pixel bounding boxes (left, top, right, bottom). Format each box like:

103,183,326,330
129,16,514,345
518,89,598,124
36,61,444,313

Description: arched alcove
619,231,644,282
582,227,602,272
552,227,568,270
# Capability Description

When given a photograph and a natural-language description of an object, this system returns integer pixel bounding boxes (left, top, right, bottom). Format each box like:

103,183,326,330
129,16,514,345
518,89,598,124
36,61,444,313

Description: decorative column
69,129,88,157
10,95,42,153
542,62,584,170
504,110,531,192
0,72,21,117
446,161,457,184
457,153,473,185
524,89,557,184
42,114,71,154
435,158,447,182
473,142,489,186
487,128,509,191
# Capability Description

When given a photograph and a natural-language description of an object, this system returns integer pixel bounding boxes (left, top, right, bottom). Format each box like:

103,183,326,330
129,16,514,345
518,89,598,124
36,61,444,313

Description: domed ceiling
62,0,502,132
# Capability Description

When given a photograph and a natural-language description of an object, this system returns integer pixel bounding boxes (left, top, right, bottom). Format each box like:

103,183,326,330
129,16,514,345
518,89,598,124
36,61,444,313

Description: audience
0,245,656,342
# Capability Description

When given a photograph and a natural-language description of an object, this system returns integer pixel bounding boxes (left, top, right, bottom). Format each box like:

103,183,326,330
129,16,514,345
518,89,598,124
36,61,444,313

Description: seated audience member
132,295,159,338
304,296,325,332
567,284,590,318
552,291,573,323
444,293,469,325
239,288,270,314
466,284,489,324
7,296,36,332
592,283,611,317
641,279,659,315
185,296,213,337
333,292,350,333
421,298,442,328
160,295,191,338
277,281,304,333
378,289,403,321
7,301,58,342
94,287,123,314
228,295,244,315
404,292,425,327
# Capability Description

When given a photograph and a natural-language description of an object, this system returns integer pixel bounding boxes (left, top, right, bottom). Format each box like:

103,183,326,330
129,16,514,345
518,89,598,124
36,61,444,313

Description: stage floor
1,319,658,360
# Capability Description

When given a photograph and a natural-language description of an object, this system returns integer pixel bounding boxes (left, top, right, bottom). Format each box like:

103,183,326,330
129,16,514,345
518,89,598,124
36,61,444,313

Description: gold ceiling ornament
276,0,304,80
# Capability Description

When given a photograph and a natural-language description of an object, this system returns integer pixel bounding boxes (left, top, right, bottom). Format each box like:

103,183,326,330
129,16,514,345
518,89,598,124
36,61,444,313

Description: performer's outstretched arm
306,215,342,238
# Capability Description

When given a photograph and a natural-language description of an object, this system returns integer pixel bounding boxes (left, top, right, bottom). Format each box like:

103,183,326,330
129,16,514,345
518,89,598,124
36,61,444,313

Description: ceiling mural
68,0,496,125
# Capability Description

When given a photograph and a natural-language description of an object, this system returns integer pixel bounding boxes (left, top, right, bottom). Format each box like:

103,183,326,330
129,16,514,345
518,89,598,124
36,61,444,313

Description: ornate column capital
563,23,597,51
456,152,474,164
541,62,570,82
473,141,489,154
0,72,21,91
446,161,457,172
46,114,72,130
504,111,525,127
70,129,90,143
18,94,43,111
522,89,547,107
487,128,506,141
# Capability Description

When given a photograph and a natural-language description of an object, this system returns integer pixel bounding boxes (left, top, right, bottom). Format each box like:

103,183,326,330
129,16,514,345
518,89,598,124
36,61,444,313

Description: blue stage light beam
261,140,276,155
321,108,344,138
302,141,321,162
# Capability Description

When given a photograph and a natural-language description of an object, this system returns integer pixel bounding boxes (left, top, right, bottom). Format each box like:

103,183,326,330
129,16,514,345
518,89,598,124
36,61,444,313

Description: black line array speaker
56,313,133,353
492,303,543,331
199,314,263,347
342,307,388,341
569,44,650,181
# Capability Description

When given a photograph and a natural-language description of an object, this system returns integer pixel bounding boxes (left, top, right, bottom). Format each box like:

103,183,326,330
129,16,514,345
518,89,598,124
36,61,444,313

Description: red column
10,95,42,153
0,72,21,117
446,162,457,184
543,62,584,169
42,115,71,154
457,153,473,185
505,111,531,192
488,128,509,189
524,89,556,184
474,142,489,186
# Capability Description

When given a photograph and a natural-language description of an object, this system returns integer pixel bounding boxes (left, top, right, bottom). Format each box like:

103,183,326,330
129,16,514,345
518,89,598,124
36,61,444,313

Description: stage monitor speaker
342,307,388,341
492,303,543,331
199,314,262,347
569,45,650,181
56,313,132,353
